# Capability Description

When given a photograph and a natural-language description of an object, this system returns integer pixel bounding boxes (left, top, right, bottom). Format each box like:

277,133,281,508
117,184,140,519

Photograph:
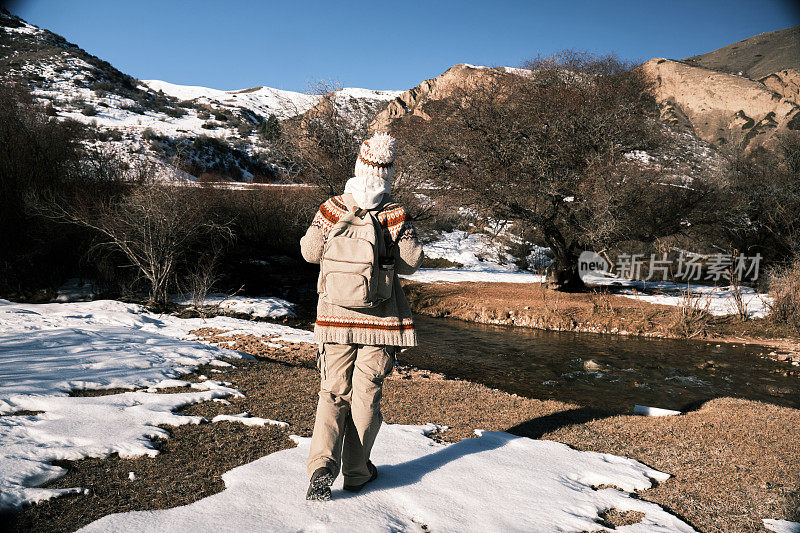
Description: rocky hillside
642,26,800,150
370,63,526,131
0,9,400,182
641,58,799,149
3,6,795,177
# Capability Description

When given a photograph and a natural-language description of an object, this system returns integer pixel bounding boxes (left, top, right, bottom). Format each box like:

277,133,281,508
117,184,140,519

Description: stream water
401,315,799,413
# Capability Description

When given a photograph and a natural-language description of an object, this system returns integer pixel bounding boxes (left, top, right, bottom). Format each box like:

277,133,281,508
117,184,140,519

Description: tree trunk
540,223,586,292
546,251,586,292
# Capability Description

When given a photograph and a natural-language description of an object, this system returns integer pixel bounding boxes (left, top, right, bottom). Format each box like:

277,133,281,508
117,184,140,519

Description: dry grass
768,257,800,331
405,280,679,336
546,397,800,532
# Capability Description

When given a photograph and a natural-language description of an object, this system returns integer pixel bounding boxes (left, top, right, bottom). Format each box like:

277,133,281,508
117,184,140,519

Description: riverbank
403,280,800,363
7,334,798,533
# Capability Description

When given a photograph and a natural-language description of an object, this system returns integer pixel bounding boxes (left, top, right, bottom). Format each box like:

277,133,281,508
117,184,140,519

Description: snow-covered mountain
0,9,401,182
143,79,399,121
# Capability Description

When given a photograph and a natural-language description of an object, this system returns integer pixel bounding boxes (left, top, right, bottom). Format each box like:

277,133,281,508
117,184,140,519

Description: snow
0,388,238,510
618,286,771,318
402,230,545,283
624,150,656,165
55,278,97,302
337,88,402,101
421,230,518,270
582,274,772,318
764,519,800,533
210,412,288,428
170,293,296,319
633,405,682,417
144,379,237,393
0,298,314,511
403,268,545,284
143,80,401,122
143,79,320,120
0,299,310,396
2,21,41,35
78,424,695,533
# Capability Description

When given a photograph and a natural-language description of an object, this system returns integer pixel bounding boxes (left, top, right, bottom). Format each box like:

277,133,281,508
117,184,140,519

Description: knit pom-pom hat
354,132,396,182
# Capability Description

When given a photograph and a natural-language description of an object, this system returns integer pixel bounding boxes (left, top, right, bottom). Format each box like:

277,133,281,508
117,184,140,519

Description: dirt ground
5,334,799,533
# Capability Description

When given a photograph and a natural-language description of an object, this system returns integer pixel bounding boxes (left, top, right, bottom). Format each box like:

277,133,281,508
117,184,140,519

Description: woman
300,132,423,501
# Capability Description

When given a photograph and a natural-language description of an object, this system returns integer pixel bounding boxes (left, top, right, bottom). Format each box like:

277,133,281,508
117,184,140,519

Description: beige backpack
319,206,394,308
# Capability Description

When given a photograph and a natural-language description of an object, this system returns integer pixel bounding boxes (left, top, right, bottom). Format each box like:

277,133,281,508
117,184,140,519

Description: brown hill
641,58,800,149
760,68,800,102
370,64,518,132
682,25,800,80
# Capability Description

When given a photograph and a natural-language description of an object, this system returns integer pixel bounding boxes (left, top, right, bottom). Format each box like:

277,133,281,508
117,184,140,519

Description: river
401,315,798,412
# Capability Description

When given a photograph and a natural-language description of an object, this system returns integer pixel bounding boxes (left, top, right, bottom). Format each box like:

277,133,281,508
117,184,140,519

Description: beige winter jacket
300,193,423,346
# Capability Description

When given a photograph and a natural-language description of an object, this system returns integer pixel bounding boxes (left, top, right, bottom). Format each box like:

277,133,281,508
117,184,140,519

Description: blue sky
8,0,799,92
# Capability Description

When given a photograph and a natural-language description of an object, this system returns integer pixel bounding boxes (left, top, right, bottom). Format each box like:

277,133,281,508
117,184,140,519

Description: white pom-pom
361,132,396,164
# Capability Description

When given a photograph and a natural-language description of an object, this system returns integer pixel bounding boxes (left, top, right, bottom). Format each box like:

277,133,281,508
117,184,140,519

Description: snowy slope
144,79,400,121
1,10,401,182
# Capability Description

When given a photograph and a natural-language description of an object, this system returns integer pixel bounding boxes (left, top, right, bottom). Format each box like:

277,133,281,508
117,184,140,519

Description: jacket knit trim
358,154,394,168
316,315,415,332
313,327,417,347
311,195,408,241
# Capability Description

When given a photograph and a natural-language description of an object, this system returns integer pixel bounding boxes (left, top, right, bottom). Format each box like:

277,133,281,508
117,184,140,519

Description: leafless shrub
278,80,364,196
56,163,233,308
181,253,221,308
766,256,800,330
671,287,712,338
0,81,127,294
728,279,750,321
725,132,800,264
726,255,752,321
588,289,615,314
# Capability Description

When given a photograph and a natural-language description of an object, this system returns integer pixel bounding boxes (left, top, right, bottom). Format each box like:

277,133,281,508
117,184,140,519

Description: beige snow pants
306,342,395,485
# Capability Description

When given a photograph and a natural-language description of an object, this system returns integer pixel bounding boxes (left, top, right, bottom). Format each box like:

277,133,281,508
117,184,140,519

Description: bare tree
725,131,800,263
395,51,716,289
278,80,365,197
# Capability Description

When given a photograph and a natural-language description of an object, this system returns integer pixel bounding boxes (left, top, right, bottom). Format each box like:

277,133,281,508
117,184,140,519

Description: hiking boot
306,467,334,501
343,461,378,493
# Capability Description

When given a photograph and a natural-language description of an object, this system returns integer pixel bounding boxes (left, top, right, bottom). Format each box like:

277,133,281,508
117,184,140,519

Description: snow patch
77,424,695,532
403,268,545,283
211,412,288,428
402,230,546,283
170,294,296,319
55,278,97,302
0,298,312,397
633,405,682,417
582,274,772,318
764,519,800,533
0,388,237,511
